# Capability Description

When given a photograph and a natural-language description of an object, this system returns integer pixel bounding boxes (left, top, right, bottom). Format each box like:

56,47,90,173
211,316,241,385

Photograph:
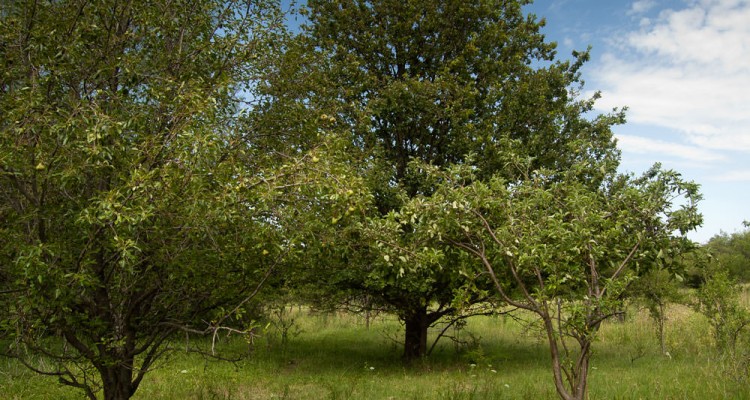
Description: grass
1,303,749,399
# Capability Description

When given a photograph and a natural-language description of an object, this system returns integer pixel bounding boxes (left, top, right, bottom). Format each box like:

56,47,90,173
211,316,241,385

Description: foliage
292,0,626,360
304,0,622,187
373,160,701,400
628,234,693,357
693,258,750,353
0,1,718,399
704,224,750,282
691,253,750,383
0,1,363,399
629,267,685,356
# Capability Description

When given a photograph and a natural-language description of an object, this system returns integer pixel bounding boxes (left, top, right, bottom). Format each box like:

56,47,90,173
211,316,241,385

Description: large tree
372,160,702,400
0,1,359,399
295,0,624,360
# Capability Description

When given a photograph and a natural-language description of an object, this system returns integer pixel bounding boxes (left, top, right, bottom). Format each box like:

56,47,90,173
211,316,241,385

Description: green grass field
1,301,749,399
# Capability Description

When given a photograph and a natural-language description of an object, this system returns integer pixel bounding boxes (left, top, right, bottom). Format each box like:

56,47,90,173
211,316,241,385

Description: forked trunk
544,316,592,400
571,343,591,400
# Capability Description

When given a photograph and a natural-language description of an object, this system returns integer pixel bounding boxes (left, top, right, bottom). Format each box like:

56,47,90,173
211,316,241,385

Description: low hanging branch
161,246,290,357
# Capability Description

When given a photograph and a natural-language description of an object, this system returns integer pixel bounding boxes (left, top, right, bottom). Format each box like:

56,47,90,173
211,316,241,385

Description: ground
2,297,749,399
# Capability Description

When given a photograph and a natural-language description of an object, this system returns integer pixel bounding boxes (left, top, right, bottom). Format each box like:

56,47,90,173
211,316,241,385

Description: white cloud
628,0,657,15
593,0,750,153
614,133,726,162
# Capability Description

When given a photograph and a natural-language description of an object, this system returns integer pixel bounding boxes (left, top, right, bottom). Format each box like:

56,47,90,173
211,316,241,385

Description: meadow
2,297,749,400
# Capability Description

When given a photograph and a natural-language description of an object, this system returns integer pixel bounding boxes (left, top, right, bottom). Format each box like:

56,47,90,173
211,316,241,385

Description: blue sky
283,0,749,242
525,0,750,242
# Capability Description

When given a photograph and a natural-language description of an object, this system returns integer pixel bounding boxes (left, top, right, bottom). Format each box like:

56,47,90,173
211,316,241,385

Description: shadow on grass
222,320,554,379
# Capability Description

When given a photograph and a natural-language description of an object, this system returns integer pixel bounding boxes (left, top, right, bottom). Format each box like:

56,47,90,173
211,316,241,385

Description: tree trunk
544,316,574,400
657,302,668,356
572,342,591,400
543,314,593,400
365,295,372,330
403,309,430,362
101,363,136,400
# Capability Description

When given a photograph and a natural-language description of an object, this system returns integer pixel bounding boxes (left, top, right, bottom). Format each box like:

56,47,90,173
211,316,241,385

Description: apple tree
376,159,702,399
0,1,362,399
295,0,625,360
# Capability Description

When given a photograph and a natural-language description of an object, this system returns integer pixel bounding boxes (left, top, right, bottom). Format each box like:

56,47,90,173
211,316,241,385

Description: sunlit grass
1,302,749,399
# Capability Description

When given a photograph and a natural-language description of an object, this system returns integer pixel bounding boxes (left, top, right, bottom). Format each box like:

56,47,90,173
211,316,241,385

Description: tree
630,266,684,356
693,251,750,354
704,224,750,282
375,160,701,400
0,1,360,399
296,0,624,360
690,247,750,382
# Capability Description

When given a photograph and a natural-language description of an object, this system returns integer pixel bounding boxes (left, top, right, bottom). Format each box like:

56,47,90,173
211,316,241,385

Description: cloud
614,134,725,162
592,0,750,153
628,0,657,15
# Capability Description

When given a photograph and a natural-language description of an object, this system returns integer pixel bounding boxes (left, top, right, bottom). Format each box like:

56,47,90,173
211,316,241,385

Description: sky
527,0,750,242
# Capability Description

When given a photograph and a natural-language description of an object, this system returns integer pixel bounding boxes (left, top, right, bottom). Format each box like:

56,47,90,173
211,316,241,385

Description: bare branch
602,241,640,298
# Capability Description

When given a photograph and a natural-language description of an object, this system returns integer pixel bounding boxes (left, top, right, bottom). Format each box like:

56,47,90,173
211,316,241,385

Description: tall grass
1,302,748,399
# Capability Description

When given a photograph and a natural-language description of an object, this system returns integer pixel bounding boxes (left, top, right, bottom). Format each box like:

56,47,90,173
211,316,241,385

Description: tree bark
543,315,574,400
542,313,593,400
658,302,667,356
101,363,136,400
403,309,430,362
572,341,591,400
